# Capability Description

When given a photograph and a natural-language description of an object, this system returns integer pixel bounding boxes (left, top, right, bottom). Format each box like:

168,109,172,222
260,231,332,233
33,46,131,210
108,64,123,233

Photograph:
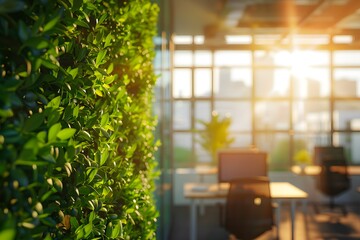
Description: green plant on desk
294,149,312,169
197,111,235,165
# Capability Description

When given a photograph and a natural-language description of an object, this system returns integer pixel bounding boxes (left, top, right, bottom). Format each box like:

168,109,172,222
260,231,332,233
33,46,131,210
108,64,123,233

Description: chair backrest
317,156,350,196
313,146,345,165
225,177,273,240
314,147,350,196
217,149,268,183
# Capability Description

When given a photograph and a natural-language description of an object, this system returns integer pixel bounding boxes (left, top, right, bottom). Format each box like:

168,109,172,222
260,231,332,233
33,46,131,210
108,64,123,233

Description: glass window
173,69,191,98
255,101,289,130
173,133,193,168
333,132,360,164
168,42,360,169
274,50,292,66
333,101,360,130
255,69,290,98
254,50,289,66
214,51,252,66
214,101,252,131
333,50,360,66
174,50,192,67
194,68,211,97
293,100,330,131
194,133,211,164
154,49,170,68
293,68,330,98
194,51,212,66
256,133,289,171
334,68,360,97
155,70,171,99
214,67,252,98
294,134,331,161
231,133,252,147
173,101,191,130
292,50,329,66
194,101,211,129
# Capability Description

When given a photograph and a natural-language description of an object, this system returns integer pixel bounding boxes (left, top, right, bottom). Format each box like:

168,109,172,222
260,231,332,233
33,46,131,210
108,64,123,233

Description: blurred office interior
153,1,360,239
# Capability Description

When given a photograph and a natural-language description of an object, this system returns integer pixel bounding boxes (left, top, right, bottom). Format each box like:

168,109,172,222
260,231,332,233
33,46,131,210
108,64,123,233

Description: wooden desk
291,165,360,176
184,182,308,240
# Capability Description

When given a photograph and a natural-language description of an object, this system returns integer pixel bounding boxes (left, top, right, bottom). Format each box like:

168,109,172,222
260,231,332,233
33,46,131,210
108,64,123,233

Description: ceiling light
173,35,193,44
333,35,353,44
225,35,252,44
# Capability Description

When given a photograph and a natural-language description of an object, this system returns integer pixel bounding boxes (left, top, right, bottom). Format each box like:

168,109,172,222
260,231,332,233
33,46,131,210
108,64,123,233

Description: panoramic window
154,35,360,169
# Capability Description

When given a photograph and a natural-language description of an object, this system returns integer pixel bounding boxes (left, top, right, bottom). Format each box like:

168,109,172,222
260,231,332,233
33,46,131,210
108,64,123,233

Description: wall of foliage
0,0,159,239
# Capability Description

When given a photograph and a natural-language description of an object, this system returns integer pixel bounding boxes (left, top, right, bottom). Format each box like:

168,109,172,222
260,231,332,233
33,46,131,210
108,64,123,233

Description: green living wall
0,0,159,239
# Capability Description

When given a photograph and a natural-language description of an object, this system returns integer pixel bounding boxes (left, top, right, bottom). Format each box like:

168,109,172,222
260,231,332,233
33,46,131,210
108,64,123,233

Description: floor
169,202,360,240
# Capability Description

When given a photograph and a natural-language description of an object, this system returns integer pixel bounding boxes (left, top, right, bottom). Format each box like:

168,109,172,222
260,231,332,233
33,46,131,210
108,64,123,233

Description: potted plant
197,111,235,165
293,149,312,172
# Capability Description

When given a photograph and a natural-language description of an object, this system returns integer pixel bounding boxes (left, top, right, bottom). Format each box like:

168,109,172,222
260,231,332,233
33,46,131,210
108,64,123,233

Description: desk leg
290,200,296,240
190,199,197,240
276,200,281,239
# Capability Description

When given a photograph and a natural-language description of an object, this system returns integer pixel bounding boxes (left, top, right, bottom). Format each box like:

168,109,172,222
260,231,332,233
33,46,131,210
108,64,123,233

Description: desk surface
184,182,308,199
291,165,360,176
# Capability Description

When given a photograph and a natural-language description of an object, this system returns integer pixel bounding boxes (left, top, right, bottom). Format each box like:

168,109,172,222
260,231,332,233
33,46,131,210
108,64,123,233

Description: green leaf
104,75,116,84
19,138,39,160
95,89,103,97
100,113,109,127
78,130,92,141
105,222,113,237
104,33,112,48
24,113,44,132
57,128,76,140
73,105,79,118
47,110,61,126
25,37,48,49
68,68,78,79
18,20,28,41
48,123,62,142
95,50,106,66
41,59,58,70
40,217,57,226
0,109,14,118
43,14,61,32
89,211,95,222
74,19,89,28
84,223,92,238
100,150,108,166
111,221,122,238
98,13,107,25
70,217,79,230
72,0,83,10
126,144,137,158
39,152,56,163
0,227,16,240
86,168,98,183
47,96,61,108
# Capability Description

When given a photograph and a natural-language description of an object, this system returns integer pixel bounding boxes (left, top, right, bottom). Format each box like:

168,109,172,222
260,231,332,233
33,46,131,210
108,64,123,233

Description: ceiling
173,0,360,45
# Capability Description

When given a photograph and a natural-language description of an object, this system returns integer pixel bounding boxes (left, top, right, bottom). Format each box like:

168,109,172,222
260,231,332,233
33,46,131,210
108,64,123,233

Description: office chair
224,177,276,240
315,155,351,217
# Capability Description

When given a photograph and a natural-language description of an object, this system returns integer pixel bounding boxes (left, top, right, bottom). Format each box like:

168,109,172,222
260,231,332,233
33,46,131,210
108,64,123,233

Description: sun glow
173,47,330,99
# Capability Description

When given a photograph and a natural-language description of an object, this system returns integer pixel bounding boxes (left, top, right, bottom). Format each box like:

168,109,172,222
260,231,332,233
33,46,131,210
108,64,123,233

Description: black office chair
315,155,351,217
224,177,276,240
